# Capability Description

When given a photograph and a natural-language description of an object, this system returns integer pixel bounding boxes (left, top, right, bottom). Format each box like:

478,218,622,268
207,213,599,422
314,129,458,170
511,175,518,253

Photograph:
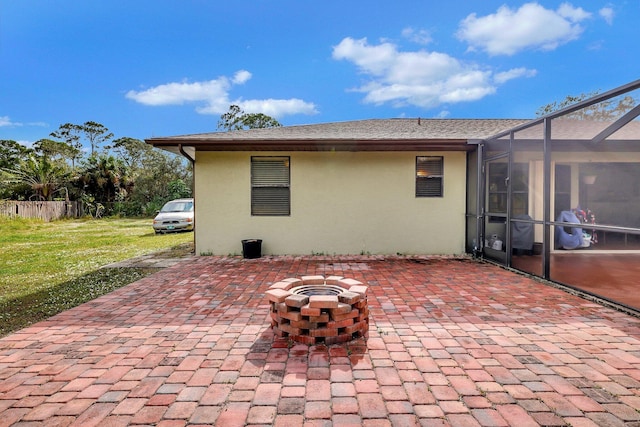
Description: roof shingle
149,118,529,142
146,118,530,152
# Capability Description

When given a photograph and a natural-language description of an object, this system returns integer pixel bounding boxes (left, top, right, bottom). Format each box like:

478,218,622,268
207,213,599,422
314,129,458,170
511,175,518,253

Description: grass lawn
0,216,193,336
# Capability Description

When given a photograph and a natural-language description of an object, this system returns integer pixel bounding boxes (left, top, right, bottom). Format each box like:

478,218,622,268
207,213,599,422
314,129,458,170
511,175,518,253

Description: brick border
265,275,369,345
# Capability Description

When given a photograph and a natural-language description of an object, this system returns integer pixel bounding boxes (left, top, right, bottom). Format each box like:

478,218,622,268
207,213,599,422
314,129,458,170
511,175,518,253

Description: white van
152,198,194,234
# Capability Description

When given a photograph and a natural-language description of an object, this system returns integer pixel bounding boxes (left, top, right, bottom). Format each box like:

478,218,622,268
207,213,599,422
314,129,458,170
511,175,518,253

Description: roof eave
146,138,473,152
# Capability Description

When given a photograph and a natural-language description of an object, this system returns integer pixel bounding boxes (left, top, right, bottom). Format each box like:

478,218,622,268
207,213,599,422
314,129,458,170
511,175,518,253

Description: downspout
178,144,196,254
178,144,195,163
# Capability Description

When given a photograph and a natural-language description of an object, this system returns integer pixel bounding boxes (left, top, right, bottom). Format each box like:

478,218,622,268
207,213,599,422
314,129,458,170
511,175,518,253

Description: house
147,118,528,256
148,79,640,311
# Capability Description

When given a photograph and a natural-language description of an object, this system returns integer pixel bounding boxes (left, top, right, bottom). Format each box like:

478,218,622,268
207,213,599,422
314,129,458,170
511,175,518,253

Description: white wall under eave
194,151,467,256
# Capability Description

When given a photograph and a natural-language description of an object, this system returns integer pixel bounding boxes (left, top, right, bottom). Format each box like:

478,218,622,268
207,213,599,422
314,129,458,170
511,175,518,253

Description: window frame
416,156,444,198
251,156,291,216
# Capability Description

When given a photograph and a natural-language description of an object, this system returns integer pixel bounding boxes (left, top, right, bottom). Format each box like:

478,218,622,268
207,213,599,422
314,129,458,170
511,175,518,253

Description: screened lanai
467,79,640,312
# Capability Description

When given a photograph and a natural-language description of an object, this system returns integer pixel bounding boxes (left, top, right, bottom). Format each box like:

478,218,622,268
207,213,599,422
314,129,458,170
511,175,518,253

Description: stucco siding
194,151,467,255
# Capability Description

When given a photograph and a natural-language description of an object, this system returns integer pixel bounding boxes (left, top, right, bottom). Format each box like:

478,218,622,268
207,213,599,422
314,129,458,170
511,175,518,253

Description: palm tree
2,155,69,200
78,155,132,205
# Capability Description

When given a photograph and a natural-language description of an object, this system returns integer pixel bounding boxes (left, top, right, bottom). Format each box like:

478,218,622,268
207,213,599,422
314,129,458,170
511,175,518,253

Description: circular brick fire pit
265,275,369,345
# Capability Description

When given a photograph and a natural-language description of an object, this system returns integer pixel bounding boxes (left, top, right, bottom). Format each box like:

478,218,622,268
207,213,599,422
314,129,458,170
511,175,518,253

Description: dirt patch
152,242,195,258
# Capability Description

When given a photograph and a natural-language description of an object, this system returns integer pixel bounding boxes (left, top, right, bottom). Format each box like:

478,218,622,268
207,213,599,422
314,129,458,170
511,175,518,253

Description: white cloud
457,2,591,56
494,67,538,84
332,37,535,108
588,40,604,51
0,116,12,127
235,99,318,117
232,70,252,85
401,27,433,45
126,70,317,118
0,117,44,128
557,2,591,21
126,77,232,106
599,7,614,25
27,121,48,127
333,38,398,77
0,116,21,127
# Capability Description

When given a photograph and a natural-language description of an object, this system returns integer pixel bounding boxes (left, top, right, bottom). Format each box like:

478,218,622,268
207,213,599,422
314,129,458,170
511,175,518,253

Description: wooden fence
0,200,83,222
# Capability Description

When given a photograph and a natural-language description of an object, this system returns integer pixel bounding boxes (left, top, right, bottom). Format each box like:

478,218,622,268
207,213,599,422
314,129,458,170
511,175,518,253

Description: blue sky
1,1,637,147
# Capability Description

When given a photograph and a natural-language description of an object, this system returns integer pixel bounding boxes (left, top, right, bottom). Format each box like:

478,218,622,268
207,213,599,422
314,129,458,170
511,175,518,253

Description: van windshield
161,201,193,212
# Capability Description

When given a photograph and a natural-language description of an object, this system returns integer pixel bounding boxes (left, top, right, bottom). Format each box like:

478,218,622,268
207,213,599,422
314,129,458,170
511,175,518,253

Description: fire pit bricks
265,275,369,345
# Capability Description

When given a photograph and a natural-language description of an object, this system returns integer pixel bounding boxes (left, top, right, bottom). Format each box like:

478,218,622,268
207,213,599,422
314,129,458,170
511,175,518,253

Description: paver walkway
1,255,639,426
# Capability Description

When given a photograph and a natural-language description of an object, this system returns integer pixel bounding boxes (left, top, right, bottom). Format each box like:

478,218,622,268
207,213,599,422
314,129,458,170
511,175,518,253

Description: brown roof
146,118,529,152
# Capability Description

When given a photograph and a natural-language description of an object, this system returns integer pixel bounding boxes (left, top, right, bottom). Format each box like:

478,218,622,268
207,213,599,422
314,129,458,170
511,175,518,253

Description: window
416,156,443,197
251,156,290,216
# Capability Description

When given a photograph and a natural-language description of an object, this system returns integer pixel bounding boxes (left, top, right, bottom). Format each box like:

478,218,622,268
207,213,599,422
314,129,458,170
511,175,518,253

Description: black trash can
241,239,262,259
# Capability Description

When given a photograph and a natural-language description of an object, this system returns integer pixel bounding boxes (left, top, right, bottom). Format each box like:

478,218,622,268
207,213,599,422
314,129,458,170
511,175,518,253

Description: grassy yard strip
0,217,193,336
0,268,155,336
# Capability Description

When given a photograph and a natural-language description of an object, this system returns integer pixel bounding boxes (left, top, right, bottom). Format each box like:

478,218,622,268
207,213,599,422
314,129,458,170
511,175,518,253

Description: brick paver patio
1,255,639,426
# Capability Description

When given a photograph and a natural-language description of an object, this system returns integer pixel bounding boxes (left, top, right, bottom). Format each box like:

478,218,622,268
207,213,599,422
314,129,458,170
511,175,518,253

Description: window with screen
416,156,443,197
251,156,290,216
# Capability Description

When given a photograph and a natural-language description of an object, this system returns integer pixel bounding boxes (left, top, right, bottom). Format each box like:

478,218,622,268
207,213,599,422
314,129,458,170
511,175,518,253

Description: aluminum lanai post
543,117,551,279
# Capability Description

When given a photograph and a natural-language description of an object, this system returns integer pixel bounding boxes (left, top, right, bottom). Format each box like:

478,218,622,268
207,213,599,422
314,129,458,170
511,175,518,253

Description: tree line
0,105,280,218
1,121,192,217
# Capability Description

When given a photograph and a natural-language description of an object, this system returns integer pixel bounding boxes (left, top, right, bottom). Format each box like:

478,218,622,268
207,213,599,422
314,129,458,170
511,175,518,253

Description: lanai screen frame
469,78,640,282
